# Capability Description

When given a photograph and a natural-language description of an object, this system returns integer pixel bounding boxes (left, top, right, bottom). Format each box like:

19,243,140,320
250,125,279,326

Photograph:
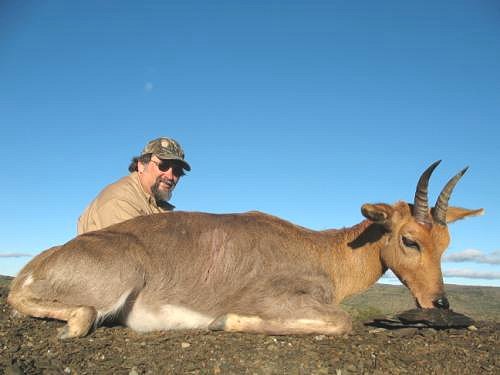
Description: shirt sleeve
93,198,144,230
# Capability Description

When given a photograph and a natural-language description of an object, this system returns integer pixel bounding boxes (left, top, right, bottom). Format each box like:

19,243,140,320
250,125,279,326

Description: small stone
392,328,418,337
314,334,326,341
4,364,23,375
345,364,357,372
420,328,437,336
64,367,72,374
467,325,478,331
368,328,386,334
129,368,139,375
181,342,191,348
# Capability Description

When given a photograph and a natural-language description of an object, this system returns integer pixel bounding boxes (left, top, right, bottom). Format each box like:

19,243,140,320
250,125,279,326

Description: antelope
7,161,483,338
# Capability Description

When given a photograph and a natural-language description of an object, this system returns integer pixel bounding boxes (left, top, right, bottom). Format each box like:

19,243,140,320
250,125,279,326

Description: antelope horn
433,166,469,225
413,160,441,225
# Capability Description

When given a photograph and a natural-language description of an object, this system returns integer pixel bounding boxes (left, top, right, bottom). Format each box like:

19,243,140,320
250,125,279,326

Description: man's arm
78,199,144,234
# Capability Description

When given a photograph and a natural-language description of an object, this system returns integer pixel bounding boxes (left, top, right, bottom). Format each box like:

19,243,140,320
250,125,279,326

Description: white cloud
444,249,500,265
381,267,500,281
444,269,500,280
381,270,397,279
0,253,32,258
144,82,154,92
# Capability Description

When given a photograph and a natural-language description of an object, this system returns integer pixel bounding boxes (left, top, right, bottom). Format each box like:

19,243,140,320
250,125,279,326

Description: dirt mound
0,285,498,374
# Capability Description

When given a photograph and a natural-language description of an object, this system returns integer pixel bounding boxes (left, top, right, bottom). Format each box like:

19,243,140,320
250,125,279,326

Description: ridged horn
413,160,441,225
433,166,468,225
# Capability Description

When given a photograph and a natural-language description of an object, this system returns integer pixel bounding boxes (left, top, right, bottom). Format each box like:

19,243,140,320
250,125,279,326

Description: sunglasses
150,160,185,177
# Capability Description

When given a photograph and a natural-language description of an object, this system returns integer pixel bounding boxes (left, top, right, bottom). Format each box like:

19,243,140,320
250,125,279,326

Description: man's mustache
156,177,176,188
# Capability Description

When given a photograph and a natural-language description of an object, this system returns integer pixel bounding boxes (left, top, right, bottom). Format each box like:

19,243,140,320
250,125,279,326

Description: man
77,137,190,234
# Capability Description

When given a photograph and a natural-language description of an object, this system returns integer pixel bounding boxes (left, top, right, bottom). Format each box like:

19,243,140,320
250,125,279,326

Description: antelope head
361,161,484,309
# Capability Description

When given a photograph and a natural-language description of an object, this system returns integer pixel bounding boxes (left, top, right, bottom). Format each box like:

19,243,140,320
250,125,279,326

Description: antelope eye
402,236,420,251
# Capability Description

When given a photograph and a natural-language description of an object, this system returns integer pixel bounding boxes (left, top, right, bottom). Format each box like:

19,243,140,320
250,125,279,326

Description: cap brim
158,155,191,171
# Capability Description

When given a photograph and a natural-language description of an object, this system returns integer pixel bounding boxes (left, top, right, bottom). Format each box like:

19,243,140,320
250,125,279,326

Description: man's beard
151,177,175,202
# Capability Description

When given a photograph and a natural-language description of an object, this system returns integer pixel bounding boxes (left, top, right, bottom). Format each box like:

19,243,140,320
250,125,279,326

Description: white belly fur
126,300,214,332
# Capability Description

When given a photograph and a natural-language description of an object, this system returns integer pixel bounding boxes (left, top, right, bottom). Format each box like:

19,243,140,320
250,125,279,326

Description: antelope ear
444,207,485,223
361,203,393,224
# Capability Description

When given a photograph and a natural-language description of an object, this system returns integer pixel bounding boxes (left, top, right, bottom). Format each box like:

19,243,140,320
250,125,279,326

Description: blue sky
1,0,499,287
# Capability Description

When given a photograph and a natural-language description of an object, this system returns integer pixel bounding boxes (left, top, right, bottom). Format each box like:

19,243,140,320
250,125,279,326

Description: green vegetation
0,275,12,288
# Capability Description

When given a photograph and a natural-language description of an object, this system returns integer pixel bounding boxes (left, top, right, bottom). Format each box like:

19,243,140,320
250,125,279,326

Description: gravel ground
0,285,498,374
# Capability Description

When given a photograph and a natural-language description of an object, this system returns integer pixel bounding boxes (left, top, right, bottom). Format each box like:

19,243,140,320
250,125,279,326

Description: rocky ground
0,284,498,374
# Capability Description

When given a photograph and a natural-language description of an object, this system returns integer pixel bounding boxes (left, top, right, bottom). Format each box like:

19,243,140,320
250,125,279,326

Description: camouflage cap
141,137,191,171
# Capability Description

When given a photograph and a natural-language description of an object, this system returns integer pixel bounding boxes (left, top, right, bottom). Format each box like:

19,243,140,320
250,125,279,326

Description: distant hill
0,275,12,288
1,275,498,321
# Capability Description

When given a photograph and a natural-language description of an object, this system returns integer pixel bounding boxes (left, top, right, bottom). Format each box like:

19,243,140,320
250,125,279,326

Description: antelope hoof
208,315,228,331
57,320,93,339
57,325,73,340
57,324,90,340
10,309,25,319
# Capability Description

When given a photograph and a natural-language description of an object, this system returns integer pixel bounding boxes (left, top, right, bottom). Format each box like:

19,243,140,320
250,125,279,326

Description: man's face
138,156,184,202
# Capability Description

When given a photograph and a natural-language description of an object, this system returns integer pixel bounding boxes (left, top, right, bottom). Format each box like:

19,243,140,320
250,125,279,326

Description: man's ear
443,207,484,224
361,203,394,224
138,161,146,173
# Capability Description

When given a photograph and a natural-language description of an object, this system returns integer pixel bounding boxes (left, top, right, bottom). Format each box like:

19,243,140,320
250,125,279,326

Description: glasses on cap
150,160,185,177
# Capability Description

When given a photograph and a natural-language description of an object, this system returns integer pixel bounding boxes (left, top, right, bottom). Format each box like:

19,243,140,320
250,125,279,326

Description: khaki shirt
77,172,174,234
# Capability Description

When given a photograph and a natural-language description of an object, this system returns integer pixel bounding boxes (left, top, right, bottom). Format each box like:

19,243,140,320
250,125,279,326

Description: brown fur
8,192,483,338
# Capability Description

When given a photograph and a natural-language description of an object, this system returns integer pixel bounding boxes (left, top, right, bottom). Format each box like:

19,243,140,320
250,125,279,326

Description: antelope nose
432,296,449,309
